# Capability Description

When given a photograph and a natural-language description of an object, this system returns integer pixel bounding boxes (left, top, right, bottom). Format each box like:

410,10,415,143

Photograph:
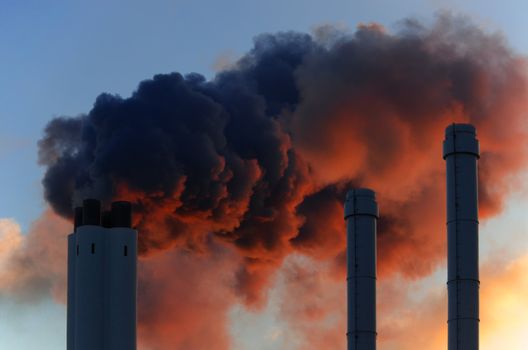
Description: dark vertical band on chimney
111,201,132,228
82,199,101,226
101,210,112,228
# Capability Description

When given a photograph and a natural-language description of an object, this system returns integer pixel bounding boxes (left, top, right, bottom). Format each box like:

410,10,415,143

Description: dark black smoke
38,14,528,303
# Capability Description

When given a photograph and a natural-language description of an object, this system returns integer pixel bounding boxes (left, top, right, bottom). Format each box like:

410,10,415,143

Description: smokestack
82,198,101,226
67,200,138,350
344,188,378,350
443,124,480,350
111,201,132,228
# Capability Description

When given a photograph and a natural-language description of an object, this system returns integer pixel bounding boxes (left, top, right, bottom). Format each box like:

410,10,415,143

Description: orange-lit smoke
0,210,70,303
137,245,242,350
269,249,528,350
18,13,528,349
480,254,528,349
377,252,528,350
0,211,244,349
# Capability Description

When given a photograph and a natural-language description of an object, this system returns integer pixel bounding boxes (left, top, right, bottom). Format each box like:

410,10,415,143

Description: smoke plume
0,211,70,303
32,13,528,348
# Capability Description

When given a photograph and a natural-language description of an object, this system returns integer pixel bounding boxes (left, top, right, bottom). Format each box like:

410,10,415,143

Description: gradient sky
1,1,528,349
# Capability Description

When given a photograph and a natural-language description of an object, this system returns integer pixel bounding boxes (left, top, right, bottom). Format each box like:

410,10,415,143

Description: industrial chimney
67,199,137,350
443,124,480,350
344,189,378,350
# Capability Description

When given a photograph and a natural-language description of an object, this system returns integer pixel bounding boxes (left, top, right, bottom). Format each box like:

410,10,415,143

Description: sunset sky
1,1,528,349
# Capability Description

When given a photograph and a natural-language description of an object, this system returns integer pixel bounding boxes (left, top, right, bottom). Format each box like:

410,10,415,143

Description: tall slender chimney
344,188,378,350
443,124,480,350
67,199,137,350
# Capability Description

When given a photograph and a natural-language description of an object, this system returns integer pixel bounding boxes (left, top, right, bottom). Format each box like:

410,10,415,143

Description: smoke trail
32,13,528,348
0,211,69,303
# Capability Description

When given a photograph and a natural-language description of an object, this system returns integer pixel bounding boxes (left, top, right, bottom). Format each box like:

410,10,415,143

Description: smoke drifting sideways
39,13,528,310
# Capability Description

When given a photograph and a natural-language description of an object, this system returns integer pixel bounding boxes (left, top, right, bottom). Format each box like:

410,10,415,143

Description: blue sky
1,1,528,348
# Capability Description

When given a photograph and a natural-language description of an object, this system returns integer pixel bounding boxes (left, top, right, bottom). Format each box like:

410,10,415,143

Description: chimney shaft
344,189,378,350
67,199,137,350
443,124,480,350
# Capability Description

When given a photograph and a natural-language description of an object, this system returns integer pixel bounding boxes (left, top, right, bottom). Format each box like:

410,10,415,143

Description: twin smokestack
345,124,480,350
67,199,138,350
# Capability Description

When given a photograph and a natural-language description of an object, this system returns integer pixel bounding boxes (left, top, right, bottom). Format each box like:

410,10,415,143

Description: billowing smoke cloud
0,212,243,350
137,243,242,350
268,249,528,350
31,13,528,348
272,256,347,349
0,211,70,303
